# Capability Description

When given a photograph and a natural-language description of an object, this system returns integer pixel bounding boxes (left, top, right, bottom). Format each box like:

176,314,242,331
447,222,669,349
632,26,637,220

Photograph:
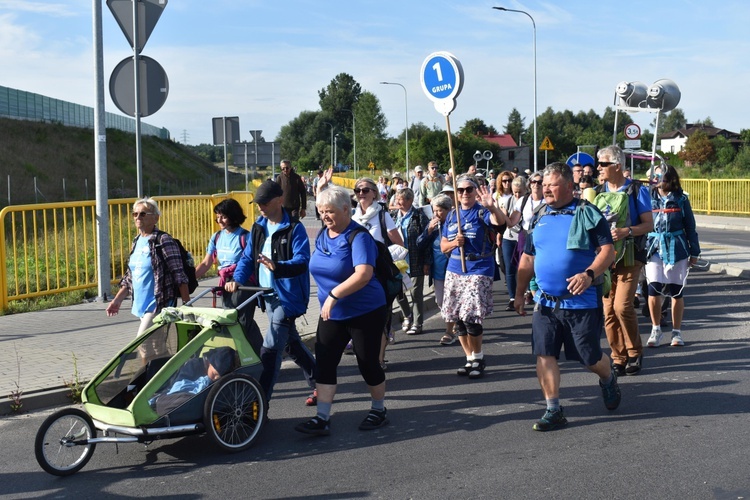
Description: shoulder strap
519,193,531,214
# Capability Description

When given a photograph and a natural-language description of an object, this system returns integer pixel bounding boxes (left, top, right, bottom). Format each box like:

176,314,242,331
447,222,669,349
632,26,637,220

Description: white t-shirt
519,197,545,231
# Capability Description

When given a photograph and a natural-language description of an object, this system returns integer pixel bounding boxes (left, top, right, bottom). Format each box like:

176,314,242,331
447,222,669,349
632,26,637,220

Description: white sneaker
647,329,663,347
670,332,684,346
401,318,412,331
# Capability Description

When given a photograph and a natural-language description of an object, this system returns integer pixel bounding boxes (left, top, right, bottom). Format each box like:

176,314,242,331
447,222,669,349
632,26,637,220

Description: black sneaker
505,299,515,311
600,371,621,410
533,407,568,432
612,363,626,377
625,355,642,375
457,360,473,376
468,358,486,379
294,416,330,436
359,408,389,431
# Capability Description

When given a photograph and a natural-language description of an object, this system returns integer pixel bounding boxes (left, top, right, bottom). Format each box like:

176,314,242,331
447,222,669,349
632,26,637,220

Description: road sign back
109,56,168,117
540,136,554,151
107,0,167,52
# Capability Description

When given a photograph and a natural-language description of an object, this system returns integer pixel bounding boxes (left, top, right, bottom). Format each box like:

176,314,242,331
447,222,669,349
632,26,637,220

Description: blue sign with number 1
423,54,458,100
420,51,463,116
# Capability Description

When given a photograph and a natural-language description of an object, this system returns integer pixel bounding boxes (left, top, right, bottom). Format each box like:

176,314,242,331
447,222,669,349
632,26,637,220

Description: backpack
593,180,646,265
316,226,403,302
156,232,199,294
376,202,392,245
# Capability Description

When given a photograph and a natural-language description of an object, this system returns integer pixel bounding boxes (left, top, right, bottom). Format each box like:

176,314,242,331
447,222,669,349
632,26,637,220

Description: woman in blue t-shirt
440,175,507,379
194,199,261,354
295,185,389,436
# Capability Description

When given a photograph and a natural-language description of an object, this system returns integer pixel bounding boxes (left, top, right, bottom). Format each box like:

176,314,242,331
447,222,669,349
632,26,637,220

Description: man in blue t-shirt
596,145,654,377
515,162,620,432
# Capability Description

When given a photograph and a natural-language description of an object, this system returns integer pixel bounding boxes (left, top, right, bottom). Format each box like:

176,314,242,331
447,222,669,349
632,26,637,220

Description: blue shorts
531,305,604,367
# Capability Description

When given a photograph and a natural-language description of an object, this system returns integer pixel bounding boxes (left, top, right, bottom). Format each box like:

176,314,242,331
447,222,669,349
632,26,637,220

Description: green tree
352,91,389,171
277,110,323,168
678,130,714,167
504,108,525,145
653,107,687,135
711,135,736,167
459,118,498,137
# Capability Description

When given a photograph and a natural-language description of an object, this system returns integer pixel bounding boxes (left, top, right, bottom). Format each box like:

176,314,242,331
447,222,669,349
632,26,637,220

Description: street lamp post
323,121,334,168
380,81,409,173
342,108,356,177
493,6,537,173
334,134,338,169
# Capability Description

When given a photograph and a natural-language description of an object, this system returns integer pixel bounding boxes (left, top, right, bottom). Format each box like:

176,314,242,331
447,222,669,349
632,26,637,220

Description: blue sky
2,0,749,148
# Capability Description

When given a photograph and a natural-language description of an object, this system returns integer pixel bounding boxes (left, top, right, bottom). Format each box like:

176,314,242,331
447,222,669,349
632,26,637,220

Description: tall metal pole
493,7,537,172
343,109,356,177
93,0,111,300
334,134,338,169
323,121,334,168
133,0,143,196
380,82,409,172
222,117,229,193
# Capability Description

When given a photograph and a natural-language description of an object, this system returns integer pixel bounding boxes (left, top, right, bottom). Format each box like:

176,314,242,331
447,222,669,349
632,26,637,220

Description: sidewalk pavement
1,214,747,414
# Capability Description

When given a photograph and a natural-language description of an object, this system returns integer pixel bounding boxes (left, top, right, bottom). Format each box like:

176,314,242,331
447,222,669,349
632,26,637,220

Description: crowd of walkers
109,150,701,434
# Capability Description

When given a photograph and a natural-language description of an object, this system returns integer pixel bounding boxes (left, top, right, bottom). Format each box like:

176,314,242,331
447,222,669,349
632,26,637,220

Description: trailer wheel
35,408,97,476
203,374,266,452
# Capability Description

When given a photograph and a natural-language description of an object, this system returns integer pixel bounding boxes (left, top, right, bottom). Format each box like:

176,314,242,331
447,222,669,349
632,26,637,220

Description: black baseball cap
254,180,283,204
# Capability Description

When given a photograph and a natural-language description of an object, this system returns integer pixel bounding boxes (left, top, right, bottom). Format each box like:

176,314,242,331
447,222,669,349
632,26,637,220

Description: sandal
358,408,389,430
440,333,457,345
305,389,317,406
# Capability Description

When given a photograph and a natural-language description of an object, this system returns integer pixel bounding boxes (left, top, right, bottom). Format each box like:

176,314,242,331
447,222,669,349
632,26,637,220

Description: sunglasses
353,187,373,194
530,180,541,185
597,161,617,167
132,211,153,218
501,179,511,183
456,186,475,195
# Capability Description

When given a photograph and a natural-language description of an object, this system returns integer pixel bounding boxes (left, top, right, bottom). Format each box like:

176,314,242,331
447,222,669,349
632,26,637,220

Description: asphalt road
696,227,749,248
2,268,749,499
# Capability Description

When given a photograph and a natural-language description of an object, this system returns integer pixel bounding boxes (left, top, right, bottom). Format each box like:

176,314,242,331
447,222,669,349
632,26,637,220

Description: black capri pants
315,305,388,386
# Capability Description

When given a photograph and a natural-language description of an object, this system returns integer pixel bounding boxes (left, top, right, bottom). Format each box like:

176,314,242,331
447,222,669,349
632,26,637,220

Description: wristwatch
585,269,595,280
627,226,633,236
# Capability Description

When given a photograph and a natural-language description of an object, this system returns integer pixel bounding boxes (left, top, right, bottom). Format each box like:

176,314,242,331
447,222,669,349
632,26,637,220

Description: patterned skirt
441,271,494,324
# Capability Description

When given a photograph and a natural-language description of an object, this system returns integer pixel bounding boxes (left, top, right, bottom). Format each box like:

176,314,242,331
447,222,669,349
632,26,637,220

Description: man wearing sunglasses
596,145,653,376
275,159,307,221
420,161,444,205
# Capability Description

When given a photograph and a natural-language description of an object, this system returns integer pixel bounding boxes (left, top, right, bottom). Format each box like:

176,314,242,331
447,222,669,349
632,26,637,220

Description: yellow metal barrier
1,192,257,311
707,179,750,215
681,179,710,213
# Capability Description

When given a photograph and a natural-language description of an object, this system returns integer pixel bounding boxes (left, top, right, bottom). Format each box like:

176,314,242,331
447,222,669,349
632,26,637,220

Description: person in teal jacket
226,180,315,403
645,165,701,348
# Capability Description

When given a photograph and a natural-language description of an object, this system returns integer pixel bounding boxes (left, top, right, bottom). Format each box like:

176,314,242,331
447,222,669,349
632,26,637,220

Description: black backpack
316,226,402,302
156,232,199,294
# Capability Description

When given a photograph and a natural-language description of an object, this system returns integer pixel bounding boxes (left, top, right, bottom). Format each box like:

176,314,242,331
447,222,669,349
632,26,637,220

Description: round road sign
624,123,641,140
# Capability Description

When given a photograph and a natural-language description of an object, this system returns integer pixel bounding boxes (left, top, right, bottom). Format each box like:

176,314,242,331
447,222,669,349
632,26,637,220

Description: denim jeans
260,293,315,400
502,238,518,299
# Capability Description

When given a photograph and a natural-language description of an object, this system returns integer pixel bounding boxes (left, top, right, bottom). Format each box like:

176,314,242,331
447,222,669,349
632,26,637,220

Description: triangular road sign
107,0,167,52
540,136,555,151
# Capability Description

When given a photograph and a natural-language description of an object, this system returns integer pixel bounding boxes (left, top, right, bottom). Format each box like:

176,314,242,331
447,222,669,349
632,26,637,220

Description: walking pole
420,50,466,273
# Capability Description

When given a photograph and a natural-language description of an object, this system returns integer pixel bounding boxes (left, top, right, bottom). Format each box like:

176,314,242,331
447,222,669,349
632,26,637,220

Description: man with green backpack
595,145,654,376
